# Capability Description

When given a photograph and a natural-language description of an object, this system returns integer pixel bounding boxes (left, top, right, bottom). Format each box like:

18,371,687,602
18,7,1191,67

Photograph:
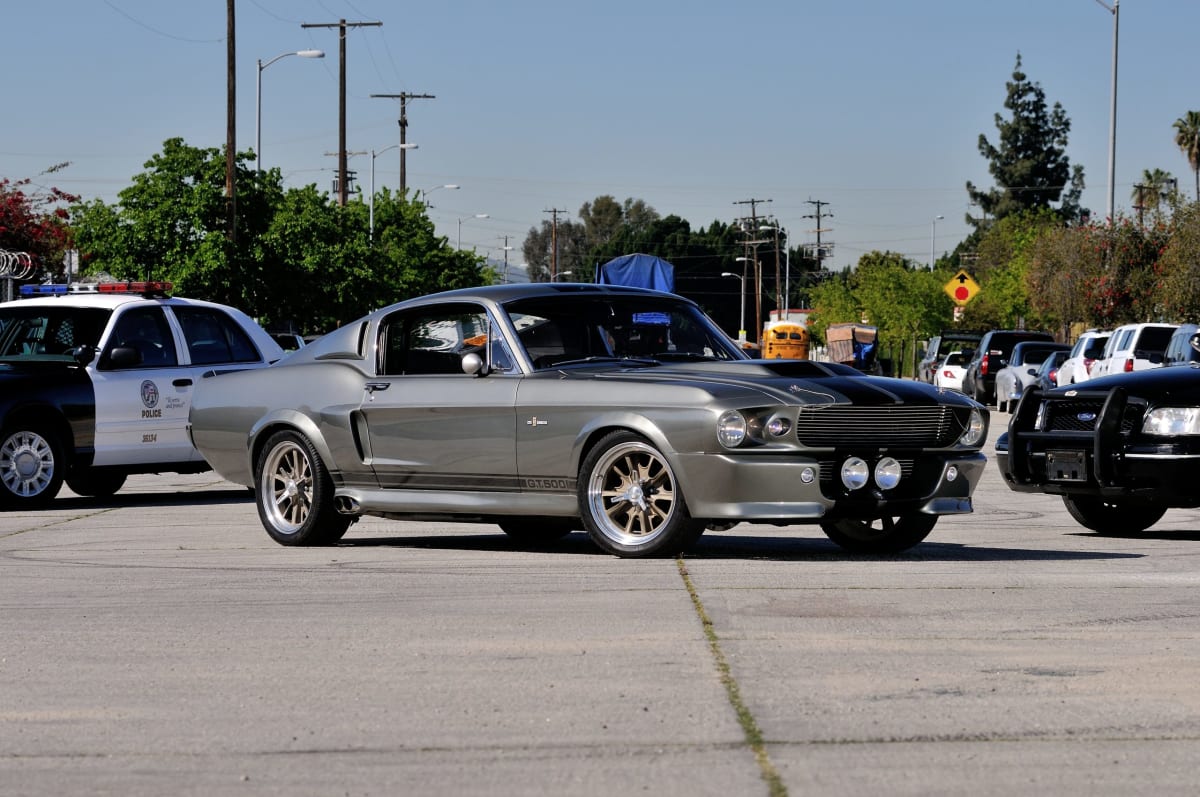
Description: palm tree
1173,111,1200,200
1131,168,1176,224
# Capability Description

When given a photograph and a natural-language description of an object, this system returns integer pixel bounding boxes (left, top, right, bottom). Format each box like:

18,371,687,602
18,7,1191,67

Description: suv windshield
503,295,746,370
0,306,111,361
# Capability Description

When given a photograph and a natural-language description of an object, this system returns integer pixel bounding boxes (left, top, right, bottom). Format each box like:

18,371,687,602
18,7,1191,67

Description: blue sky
4,1,1197,273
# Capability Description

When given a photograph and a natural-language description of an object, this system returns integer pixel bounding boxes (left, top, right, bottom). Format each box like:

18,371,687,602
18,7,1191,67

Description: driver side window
379,303,513,376
105,307,178,369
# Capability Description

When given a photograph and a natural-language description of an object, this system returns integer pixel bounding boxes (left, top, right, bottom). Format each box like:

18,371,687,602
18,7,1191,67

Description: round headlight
959,408,986,446
840,457,870,490
766,416,791,437
717,410,748,448
874,457,902,490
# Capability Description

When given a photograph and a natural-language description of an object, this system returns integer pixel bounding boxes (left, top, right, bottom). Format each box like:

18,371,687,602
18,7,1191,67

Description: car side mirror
107,346,142,368
1189,333,1200,355
461,352,487,376
71,344,97,366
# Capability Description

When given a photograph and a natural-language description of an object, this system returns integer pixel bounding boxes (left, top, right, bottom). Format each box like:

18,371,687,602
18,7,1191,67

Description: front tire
0,425,64,508
255,430,351,546
578,431,705,557
1063,496,1166,535
821,514,938,554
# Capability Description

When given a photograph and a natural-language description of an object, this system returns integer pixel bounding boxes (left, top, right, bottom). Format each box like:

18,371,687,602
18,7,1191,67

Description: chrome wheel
254,430,351,546
0,428,63,506
260,438,313,534
579,432,704,557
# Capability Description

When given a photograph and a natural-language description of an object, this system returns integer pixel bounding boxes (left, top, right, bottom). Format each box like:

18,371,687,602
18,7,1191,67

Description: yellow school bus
761,321,809,360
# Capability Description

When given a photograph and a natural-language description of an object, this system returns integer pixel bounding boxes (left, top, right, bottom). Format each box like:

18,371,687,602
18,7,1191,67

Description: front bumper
676,449,987,522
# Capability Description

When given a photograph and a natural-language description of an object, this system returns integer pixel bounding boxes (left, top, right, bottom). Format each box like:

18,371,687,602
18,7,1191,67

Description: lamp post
419,183,459,207
721,271,747,342
734,256,760,343
930,214,944,270
1095,0,1118,223
256,49,324,172
457,214,489,249
556,270,574,282
369,143,417,240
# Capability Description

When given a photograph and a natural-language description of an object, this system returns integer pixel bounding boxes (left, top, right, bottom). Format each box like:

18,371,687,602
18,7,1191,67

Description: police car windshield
0,307,111,361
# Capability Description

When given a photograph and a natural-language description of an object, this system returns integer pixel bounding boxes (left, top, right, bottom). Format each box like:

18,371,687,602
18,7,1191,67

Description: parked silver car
188,284,989,557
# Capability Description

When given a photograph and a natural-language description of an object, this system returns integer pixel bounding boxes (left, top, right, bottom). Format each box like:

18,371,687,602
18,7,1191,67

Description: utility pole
301,18,382,206
734,198,771,343
225,0,236,242
803,199,834,273
498,235,514,284
370,92,435,195
544,208,567,281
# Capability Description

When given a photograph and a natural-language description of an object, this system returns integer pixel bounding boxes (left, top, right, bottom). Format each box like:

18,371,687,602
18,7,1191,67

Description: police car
0,281,284,508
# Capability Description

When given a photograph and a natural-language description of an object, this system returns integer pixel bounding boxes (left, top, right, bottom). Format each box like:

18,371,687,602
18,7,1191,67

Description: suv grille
795,405,965,448
1041,398,1143,434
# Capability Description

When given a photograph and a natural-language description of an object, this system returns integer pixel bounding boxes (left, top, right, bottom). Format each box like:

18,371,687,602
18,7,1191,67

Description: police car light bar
19,281,173,297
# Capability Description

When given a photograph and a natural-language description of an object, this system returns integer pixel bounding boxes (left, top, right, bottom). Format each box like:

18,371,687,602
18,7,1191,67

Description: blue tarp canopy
596,254,675,293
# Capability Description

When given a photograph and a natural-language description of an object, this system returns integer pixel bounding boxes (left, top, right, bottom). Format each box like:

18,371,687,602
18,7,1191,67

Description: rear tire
66,471,127,498
255,430,351,546
498,516,577,545
0,425,64,508
1062,496,1166,535
820,514,937,554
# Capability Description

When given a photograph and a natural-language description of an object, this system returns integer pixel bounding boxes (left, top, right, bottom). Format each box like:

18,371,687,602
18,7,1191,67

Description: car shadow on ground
336,529,1143,562
1068,529,1200,542
57,488,252,509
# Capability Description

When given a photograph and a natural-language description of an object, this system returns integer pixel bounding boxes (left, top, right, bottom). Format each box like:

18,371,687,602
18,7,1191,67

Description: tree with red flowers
0,165,79,281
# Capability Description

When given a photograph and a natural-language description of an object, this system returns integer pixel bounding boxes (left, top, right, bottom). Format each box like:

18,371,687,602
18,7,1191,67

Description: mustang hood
592,359,975,408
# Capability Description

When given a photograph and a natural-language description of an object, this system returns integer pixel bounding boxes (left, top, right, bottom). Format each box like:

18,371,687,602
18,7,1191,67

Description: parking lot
4,415,1200,796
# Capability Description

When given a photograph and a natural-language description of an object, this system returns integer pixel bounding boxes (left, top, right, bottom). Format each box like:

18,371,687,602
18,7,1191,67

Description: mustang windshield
0,306,111,361
504,295,746,369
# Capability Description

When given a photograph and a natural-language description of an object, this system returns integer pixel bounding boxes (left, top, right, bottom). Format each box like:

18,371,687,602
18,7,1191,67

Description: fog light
874,457,902,490
840,457,870,490
800,467,815,484
946,465,959,482
766,416,791,437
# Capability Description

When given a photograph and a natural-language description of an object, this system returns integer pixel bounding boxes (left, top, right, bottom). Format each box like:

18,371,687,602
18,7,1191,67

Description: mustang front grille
795,405,964,448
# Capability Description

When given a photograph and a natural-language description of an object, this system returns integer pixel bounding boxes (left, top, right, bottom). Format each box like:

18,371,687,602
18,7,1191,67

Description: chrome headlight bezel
959,408,986,447
1142,406,1200,436
717,410,748,448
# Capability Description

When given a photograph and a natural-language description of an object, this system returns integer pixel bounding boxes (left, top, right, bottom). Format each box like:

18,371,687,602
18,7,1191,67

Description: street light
556,270,575,282
370,143,417,240
1095,0,1119,223
457,214,489,249
419,183,459,207
734,256,760,343
256,49,324,172
721,271,747,342
930,215,944,270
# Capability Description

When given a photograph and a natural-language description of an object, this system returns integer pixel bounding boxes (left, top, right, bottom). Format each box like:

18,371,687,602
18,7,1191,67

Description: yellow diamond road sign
944,270,980,306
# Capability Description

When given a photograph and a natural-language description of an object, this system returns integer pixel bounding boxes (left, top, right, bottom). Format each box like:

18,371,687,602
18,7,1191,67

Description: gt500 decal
524,477,573,491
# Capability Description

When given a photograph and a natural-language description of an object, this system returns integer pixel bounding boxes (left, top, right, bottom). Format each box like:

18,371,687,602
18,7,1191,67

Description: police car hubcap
1,432,53,496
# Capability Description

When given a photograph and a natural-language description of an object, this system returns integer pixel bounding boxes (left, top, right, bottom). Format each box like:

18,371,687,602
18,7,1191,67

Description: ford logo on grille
1077,412,1097,423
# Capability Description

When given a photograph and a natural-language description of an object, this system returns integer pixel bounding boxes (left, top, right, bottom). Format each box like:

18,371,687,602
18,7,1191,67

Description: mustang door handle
173,378,193,387
365,382,391,392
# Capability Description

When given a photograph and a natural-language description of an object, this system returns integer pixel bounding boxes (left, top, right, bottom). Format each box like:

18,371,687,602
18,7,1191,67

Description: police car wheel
66,472,128,498
0,425,65,508
255,430,351,546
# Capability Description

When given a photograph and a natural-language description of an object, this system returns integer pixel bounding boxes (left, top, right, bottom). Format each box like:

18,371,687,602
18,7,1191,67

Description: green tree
1151,203,1200,321
1173,111,1200,200
521,217,589,282
1131,168,1177,225
967,54,1087,227
70,138,487,332
959,209,1061,332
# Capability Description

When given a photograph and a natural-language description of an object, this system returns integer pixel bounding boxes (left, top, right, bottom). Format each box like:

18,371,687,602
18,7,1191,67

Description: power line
370,92,435,195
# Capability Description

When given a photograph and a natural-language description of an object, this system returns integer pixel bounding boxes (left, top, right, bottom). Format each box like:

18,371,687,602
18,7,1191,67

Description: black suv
961,329,1054,406
917,330,984,384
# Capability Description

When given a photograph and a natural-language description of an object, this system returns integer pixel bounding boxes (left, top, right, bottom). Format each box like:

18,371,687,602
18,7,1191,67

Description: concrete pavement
4,416,1200,796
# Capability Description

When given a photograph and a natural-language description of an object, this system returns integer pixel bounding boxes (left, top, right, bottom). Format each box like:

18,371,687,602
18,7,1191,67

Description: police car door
90,305,196,465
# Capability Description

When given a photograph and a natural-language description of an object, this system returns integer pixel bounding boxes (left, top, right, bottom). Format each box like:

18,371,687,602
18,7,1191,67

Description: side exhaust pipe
335,495,361,515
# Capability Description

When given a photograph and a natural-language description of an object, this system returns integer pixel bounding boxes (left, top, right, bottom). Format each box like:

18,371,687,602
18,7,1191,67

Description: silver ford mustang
188,283,989,557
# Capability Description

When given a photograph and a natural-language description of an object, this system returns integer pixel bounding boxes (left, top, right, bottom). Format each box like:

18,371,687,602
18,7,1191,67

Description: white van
1090,322,1177,378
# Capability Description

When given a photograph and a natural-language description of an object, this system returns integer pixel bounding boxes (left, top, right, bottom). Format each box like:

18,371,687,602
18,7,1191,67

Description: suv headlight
1142,407,1200,436
959,408,986,446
